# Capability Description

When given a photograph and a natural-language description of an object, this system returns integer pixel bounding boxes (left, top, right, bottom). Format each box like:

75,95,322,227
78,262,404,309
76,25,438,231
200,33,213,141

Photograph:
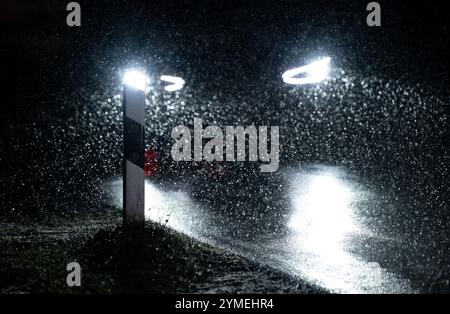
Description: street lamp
282,57,331,85
122,69,148,227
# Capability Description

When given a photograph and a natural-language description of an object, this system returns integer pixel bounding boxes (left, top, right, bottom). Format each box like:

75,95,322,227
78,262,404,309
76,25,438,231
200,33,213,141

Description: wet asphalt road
106,162,449,293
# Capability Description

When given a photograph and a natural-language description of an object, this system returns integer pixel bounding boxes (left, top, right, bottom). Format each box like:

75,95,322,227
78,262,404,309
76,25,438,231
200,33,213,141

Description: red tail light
144,150,160,176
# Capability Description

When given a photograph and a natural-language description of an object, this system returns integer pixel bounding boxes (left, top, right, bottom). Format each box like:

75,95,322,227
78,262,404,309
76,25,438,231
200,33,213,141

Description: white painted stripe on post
124,87,145,125
124,160,145,225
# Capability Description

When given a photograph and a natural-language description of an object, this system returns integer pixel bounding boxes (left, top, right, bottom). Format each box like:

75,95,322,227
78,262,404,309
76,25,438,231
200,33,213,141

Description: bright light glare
285,168,413,293
282,57,331,85
123,69,148,91
288,170,358,255
160,75,185,92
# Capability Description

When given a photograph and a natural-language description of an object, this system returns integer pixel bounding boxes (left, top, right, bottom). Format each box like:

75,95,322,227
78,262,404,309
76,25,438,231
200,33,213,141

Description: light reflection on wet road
106,165,414,293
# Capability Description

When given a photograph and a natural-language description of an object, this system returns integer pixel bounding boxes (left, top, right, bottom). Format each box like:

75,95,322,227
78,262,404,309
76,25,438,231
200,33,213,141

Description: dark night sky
1,0,448,86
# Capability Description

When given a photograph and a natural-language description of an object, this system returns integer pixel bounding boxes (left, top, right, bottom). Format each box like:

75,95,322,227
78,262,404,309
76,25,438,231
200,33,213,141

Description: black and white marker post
122,70,147,228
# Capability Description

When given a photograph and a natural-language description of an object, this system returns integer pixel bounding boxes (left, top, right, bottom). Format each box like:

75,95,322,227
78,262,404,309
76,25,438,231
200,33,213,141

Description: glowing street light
123,69,149,91
282,57,331,85
122,69,148,227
